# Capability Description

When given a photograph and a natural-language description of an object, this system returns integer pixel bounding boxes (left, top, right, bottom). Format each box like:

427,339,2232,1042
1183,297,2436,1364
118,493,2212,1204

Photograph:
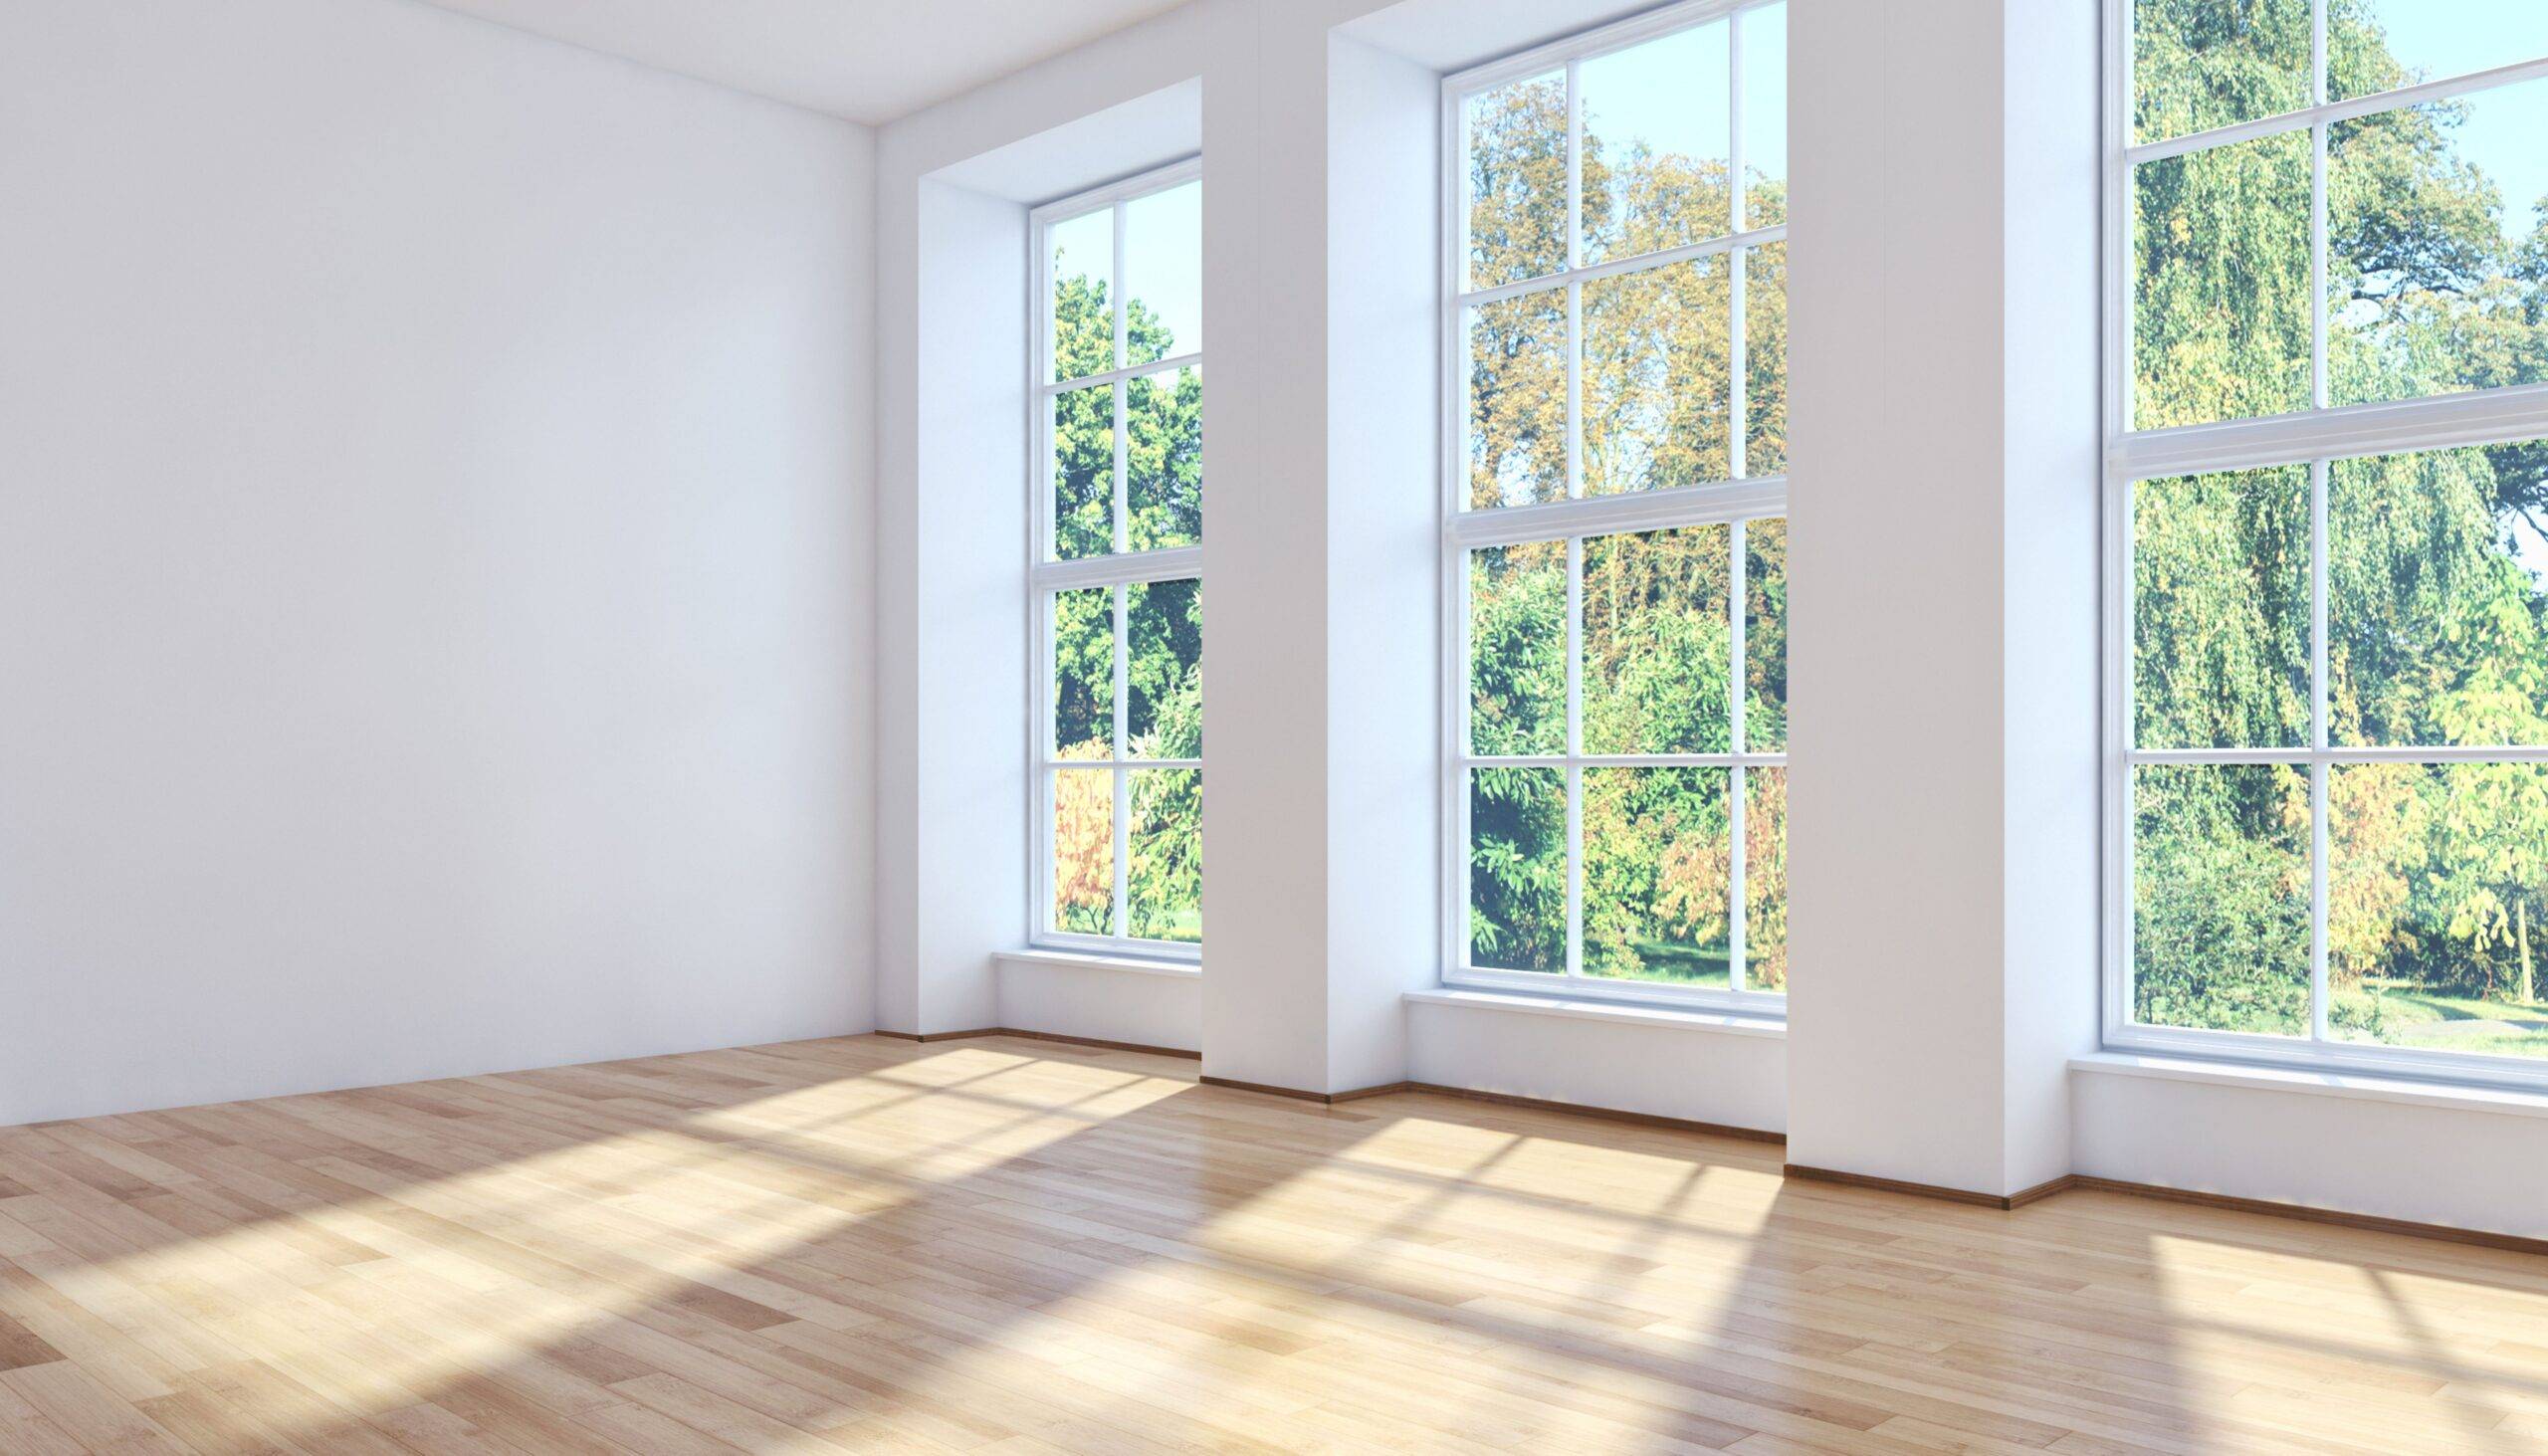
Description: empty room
8,0,2548,1450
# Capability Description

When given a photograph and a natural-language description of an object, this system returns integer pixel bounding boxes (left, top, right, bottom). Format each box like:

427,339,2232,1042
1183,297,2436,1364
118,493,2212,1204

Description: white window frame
1439,0,1789,1014
2100,0,2548,1089
1028,157,1203,961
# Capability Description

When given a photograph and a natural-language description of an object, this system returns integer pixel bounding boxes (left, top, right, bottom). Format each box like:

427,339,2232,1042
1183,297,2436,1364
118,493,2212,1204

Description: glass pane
1583,257,1730,496
2331,1,2548,104
2133,466,2311,749
1740,4,1788,230
2134,130,2313,429
1745,766,1789,992
1124,179,1200,365
1128,577,1201,759
1580,19,1730,267
1129,768,1201,944
1467,288,1569,509
2329,762,2548,1057
1128,365,1201,550
2132,0,2310,145
2332,443,2548,748
2327,78,2548,408
2132,762,2311,1036
1047,207,1114,383
1052,767,1116,936
1583,767,1730,986
1745,241,1788,477
1052,586,1115,758
1466,71,1569,290
1052,382,1116,559
1745,519,1788,752
1469,543,1567,755
1469,766,1566,971
1582,525,1732,755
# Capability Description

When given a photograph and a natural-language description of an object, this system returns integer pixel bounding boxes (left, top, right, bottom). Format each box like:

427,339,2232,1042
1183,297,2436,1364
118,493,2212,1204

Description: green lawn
1586,940,1731,988
2330,979,2548,1059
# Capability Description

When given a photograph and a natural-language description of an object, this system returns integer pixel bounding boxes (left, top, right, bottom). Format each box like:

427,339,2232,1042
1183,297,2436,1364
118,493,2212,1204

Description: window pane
1740,4,1788,230
1048,207,1114,383
2332,443,2548,748
1053,382,1115,559
1130,767,1201,944
2327,78,2548,408
1583,257,1730,495
2132,762,2311,1036
1746,765,1788,992
2330,1,2548,104
1583,767,1730,986
1128,365,1201,550
1745,241,1788,476
2329,762,2548,1058
1052,586,1115,758
2134,129,2313,429
1466,71,1569,290
1745,519,1788,752
1128,577,1201,759
2133,466,2312,749
1124,179,1200,364
2132,0,2310,145
1583,525,1732,755
1580,19,1730,267
1467,288,1569,509
1470,766,1566,971
1469,543,1567,755
1052,767,1115,936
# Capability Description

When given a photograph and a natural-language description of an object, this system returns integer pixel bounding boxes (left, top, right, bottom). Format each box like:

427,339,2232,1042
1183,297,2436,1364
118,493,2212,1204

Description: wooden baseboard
2067,1175,2548,1258
869,1028,1200,1060
1195,1075,1391,1105
1787,1165,2548,1252
1785,1163,2021,1209
1399,1083,1785,1144
879,1035,2546,1255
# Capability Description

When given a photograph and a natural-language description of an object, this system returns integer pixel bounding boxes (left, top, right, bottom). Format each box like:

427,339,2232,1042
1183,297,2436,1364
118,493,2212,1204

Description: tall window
1444,0,1790,1009
1033,162,1203,955
2109,0,2548,1083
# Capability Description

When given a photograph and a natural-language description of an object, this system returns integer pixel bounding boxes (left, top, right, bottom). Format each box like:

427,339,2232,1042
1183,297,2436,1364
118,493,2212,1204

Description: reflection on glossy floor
1,1036,2544,1454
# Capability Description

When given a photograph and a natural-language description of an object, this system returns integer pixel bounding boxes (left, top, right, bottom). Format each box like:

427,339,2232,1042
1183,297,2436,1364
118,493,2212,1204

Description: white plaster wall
1407,1003,1789,1136
0,0,875,1125
1783,0,2016,1195
996,960,1202,1053
2072,1068,2548,1242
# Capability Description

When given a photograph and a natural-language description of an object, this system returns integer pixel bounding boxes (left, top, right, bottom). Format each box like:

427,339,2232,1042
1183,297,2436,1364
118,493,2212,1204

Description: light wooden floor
2,1037,2545,1454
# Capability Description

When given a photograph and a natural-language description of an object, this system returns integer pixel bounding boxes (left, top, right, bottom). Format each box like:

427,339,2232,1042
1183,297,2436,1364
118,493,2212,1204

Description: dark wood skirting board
2064,1175,2548,1258
869,1028,1200,1060
1397,1082,1788,1144
1786,1163,2020,1209
891,1035,2543,1253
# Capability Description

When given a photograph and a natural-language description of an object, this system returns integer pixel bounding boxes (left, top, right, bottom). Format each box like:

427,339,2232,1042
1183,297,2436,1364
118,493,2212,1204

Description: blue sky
1048,179,1201,365
2370,0,2548,230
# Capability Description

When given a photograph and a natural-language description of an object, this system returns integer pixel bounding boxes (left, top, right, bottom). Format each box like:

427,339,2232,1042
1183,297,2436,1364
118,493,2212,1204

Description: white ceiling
412,0,1191,125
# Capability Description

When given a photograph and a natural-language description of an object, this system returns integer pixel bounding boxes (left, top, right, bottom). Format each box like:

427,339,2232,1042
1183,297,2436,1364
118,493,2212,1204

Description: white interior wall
995,954,1202,1052
2073,1063,2548,1241
0,0,876,1126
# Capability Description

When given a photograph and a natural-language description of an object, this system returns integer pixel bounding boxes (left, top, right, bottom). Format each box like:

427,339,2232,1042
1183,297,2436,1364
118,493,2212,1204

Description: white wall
2073,1064,2548,1241
0,0,876,1126
996,957,1202,1053
1408,999,1788,1134
1783,0,2100,1199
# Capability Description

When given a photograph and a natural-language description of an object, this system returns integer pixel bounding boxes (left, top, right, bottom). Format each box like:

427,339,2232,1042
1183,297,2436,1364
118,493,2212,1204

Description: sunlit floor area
0,1035,2540,1454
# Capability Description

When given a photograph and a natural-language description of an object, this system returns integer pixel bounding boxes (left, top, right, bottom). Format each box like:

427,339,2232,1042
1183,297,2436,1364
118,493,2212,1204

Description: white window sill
1405,986,1787,1037
997,947,1201,978
2071,1051,2548,1122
